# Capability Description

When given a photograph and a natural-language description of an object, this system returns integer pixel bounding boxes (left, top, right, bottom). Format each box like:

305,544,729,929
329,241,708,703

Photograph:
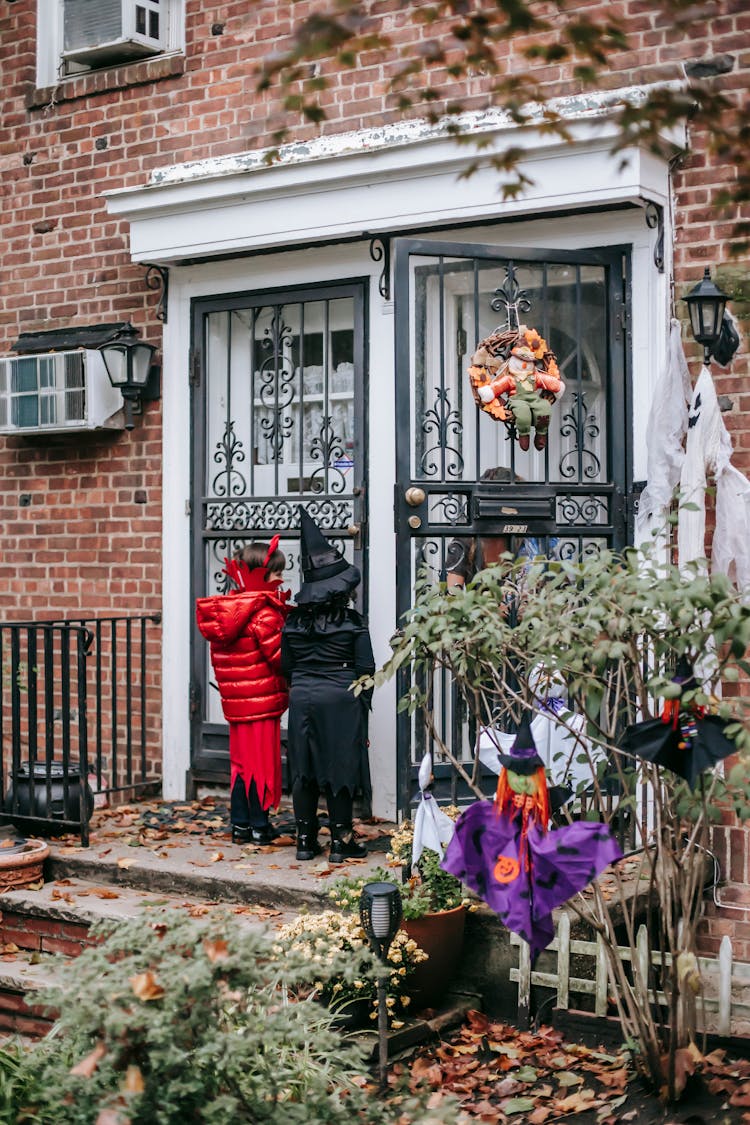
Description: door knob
404,487,426,507
346,524,361,537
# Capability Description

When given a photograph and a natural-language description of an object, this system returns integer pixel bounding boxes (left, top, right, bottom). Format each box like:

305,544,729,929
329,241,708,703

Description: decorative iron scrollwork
559,392,601,480
644,202,665,274
309,414,348,495
369,237,391,301
429,492,470,526
144,264,169,322
211,421,247,497
556,494,608,526
206,497,354,533
420,387,464,479
491,263,532,332
258,309,295,457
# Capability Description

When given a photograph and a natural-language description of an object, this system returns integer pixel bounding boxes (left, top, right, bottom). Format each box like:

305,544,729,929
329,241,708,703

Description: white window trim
36,0,185,89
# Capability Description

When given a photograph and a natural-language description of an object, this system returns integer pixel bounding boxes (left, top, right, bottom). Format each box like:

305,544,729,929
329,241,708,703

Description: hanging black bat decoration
621,658,737,788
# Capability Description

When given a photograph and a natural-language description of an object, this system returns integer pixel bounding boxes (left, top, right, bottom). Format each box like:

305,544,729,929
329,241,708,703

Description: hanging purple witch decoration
441,718,623,961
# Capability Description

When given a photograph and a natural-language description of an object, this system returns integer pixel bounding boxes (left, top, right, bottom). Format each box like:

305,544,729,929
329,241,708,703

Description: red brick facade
1,2,747,615
0,1,748,936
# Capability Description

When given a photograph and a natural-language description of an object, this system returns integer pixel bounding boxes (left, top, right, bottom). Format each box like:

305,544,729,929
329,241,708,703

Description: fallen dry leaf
91,888,120,900
203,939,229,963
94,1110,129,1125
123,1065,144,1094
130,971,165,1002
71,1041,107,1078
209,851,224,863
117,858,136,870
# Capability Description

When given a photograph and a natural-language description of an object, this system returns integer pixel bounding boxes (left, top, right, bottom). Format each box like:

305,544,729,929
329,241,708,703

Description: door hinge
189,348,201,387
189,680,200,719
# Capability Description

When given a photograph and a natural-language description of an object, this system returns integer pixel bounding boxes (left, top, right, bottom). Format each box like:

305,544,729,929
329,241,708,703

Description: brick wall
1,1,748,904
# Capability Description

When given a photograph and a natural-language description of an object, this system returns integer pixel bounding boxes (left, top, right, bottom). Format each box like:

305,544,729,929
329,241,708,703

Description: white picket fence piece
510,918,750,1037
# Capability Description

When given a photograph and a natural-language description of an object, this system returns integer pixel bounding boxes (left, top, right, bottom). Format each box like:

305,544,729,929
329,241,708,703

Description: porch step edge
46,852,330,909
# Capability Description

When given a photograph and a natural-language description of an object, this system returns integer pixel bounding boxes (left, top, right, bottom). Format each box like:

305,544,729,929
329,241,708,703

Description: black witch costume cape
280,510,374,799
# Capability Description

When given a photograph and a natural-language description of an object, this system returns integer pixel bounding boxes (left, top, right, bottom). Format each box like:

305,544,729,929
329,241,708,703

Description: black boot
329,825,367,864
250,824,278,845
232,824,252,844
296,820,322,861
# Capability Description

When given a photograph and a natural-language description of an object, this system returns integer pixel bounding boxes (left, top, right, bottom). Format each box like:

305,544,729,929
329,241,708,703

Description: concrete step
42,800,396,911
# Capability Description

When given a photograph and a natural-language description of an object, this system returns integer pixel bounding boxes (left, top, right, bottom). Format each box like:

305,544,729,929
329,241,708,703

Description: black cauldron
4,763,94,828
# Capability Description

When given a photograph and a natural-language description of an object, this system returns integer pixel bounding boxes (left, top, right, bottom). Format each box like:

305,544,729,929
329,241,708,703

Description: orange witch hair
495,766,550,831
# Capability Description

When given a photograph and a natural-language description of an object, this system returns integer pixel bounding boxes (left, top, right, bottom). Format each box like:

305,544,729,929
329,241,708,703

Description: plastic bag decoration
441,717,622,962
468,326,565,451
621,658,737,789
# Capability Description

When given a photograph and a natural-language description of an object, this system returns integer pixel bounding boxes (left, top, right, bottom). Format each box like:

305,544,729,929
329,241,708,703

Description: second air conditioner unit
62,0,165,67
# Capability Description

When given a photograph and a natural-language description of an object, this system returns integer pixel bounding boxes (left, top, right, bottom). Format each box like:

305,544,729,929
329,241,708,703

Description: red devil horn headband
264,535,280,567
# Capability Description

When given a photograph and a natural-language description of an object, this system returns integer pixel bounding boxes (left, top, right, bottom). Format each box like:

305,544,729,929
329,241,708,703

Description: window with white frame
36,0,184,86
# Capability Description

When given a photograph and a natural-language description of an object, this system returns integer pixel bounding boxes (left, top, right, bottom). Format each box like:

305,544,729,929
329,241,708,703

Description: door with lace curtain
190,281,367,778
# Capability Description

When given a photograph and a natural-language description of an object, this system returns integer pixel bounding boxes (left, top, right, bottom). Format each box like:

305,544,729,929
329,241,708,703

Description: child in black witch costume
281,510,376,863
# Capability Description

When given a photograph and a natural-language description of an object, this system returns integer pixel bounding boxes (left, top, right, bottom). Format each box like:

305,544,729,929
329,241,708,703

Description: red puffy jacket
195,589,289,722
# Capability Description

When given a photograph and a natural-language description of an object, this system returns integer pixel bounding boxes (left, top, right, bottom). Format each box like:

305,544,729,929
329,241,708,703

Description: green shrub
9,910,426,1125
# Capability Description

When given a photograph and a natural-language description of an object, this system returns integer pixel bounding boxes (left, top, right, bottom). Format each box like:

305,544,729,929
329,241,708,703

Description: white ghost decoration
410,752,457,870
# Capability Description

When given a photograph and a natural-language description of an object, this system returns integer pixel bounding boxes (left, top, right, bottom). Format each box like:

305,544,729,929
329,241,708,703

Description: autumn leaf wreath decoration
469,326,565,451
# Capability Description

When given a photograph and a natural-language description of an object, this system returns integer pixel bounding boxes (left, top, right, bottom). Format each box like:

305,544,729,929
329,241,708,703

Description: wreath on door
468,325,564,451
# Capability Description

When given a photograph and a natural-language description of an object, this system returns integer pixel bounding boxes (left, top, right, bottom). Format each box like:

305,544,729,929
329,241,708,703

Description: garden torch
359,881,402,1093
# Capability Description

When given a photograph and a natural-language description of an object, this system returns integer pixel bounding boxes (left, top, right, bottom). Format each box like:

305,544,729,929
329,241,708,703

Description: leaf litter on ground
399,1010,631,1121
399,1013,750,1123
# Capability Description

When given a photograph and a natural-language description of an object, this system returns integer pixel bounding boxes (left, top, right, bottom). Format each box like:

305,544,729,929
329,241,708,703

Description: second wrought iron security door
393,237,631,809
191,280,367,777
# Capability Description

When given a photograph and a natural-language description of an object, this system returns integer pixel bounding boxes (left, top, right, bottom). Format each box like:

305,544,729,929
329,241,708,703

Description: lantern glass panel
130,344,156,387
101,345,129,387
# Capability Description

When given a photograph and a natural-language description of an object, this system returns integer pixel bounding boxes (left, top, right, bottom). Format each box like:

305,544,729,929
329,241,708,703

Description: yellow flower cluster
277,910,427,1021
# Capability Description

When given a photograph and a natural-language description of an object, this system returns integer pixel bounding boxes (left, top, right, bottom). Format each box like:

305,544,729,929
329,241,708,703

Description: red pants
229,718,282,812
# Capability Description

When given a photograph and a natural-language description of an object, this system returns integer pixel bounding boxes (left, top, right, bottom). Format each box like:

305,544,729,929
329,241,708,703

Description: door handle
404,487,426,507
346,523,362,549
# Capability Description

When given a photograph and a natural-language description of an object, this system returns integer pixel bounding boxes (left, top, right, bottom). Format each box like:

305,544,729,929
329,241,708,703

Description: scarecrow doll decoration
621,657,738,788
469,325,564,451
442,718,622,961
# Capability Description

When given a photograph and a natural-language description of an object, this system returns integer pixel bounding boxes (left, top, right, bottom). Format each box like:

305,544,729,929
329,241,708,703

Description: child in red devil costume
196,538,290,843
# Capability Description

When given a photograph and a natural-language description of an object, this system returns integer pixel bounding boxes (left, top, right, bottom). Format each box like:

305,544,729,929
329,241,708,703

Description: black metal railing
0,614,162,846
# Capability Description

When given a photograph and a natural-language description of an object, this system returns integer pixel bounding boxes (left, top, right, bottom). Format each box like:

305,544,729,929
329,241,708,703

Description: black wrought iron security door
393,237,631,811
190,281,367,777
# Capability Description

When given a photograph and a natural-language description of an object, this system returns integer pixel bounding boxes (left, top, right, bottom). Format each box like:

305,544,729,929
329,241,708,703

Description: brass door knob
346,524,361,537
404,487,426,507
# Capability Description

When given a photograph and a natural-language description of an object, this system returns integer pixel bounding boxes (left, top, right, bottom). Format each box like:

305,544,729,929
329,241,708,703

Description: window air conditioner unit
62,0,165,67
0,351,124,434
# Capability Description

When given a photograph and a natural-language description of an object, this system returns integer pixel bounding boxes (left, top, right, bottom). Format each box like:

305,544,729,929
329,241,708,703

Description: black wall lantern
684,267,736,366
359,881,402,1091
99,325,160,430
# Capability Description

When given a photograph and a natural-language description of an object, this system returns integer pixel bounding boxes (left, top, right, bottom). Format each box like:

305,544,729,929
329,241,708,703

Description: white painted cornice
105,85,685,263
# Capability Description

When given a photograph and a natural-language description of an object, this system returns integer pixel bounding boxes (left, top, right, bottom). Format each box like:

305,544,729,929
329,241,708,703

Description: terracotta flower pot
0,838,49,892
402,904,466,1011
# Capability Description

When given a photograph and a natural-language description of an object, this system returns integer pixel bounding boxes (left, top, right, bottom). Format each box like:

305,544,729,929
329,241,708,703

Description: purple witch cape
441,800,622,961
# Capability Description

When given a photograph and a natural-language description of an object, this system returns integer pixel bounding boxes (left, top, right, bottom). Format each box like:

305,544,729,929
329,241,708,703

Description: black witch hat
296,508,361,605
498,716,545,775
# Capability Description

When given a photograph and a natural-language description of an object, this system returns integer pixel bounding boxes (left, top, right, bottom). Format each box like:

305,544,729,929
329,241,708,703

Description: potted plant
330,810,469,1009
276,909,427,1029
